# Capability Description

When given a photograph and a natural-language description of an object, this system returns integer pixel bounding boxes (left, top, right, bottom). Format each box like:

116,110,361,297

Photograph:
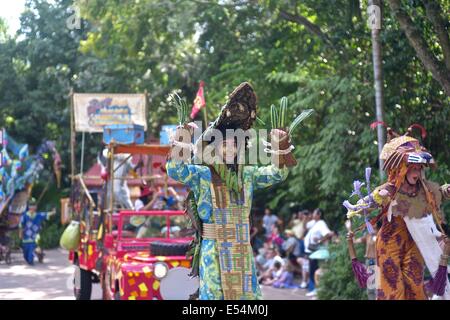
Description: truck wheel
150,241,189,256
74,265,92,300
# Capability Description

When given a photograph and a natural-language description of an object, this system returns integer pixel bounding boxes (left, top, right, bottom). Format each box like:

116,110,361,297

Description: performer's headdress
29,197,37,206
191,82,257,193
193,82,257,160
376,123,435,172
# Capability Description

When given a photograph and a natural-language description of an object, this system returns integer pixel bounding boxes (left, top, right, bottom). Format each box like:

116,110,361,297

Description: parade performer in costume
166,83,313,300
19,197,56,265
345,124,450,300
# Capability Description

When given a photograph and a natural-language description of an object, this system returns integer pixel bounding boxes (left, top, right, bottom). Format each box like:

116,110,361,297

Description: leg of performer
401,238,427,300
22,242,36,265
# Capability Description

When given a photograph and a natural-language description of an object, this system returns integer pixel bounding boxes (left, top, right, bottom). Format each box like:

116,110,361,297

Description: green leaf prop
169,92,188,126
279,96,288,128
270,104,278,129
289,109,315,135
270,96,314,133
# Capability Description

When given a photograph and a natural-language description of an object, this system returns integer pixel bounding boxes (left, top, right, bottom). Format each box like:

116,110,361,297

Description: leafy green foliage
0,0,449,298
39,218,65,249
317,235,368,300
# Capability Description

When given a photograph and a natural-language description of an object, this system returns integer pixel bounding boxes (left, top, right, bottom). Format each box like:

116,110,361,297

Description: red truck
69,143,197,300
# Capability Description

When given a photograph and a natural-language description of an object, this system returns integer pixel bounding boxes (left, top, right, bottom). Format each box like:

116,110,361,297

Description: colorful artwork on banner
73,94,147,132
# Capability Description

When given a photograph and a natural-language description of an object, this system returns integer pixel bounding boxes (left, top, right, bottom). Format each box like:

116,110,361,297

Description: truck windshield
120,214,189,239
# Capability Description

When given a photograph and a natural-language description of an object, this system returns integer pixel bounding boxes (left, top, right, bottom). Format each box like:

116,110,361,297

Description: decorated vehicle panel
101,210,198,300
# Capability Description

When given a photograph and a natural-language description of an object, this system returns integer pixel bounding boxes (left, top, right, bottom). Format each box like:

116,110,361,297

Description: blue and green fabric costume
167,159,288,299
20,211,49,265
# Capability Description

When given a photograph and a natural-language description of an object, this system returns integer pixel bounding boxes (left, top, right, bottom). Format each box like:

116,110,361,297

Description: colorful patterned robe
372,181,450,300
166,159,288,300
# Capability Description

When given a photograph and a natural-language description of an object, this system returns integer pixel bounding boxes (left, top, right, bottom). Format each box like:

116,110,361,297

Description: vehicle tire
73,264,92,300
150,241,189,256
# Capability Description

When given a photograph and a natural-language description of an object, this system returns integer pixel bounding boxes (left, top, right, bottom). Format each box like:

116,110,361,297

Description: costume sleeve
38,212,49,222
166,159,200,190
250,165,289,190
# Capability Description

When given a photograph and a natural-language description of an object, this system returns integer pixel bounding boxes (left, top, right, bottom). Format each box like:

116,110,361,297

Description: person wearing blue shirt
19,198,55,265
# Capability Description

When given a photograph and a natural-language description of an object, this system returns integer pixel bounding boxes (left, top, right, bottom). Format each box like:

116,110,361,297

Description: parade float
0,129,61,264
64,91,196,300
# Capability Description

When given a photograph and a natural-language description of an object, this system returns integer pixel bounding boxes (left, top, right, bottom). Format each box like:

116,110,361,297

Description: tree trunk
387,0,450,96
422,0,450,70
369,0,386,179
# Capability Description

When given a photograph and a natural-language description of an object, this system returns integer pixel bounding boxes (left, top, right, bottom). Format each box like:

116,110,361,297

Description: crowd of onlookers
251,207,337,298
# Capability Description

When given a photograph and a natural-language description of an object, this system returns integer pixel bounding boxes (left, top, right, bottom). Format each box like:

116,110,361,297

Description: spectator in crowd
272,262,297,289
269,224,284,251
258,247,285,283
314,266,324,290
350,220,379,300
250,218,266,255
281,229,301,265
291,209,311,288
255,242,272,271
293,210,310,241
261,261,283,286
304,208,334,297
287,210,299,229
262,207,278,240
297,255,309,289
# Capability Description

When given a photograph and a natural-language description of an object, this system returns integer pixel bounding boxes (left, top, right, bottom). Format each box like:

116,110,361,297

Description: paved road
0,249,308,300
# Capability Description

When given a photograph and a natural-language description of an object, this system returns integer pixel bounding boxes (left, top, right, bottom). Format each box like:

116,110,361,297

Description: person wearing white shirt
304,208,334,296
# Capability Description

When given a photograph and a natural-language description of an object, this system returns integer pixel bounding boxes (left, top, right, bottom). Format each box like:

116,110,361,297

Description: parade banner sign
73,93,147,133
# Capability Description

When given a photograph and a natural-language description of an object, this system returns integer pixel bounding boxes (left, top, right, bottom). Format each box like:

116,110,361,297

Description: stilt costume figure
345,124,450,300
166,83,307,300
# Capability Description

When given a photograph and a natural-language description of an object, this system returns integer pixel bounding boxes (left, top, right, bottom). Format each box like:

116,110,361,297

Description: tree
387,0,450,96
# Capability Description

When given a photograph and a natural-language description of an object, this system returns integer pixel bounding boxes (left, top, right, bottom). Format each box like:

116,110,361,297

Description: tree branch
422,0,450,70
278,9,334,48
387,0,450,96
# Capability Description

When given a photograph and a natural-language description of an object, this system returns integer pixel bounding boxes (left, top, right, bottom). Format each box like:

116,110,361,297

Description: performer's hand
270,128,289,141
440,183,450,198
174,125,192,142
269,129,296,168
